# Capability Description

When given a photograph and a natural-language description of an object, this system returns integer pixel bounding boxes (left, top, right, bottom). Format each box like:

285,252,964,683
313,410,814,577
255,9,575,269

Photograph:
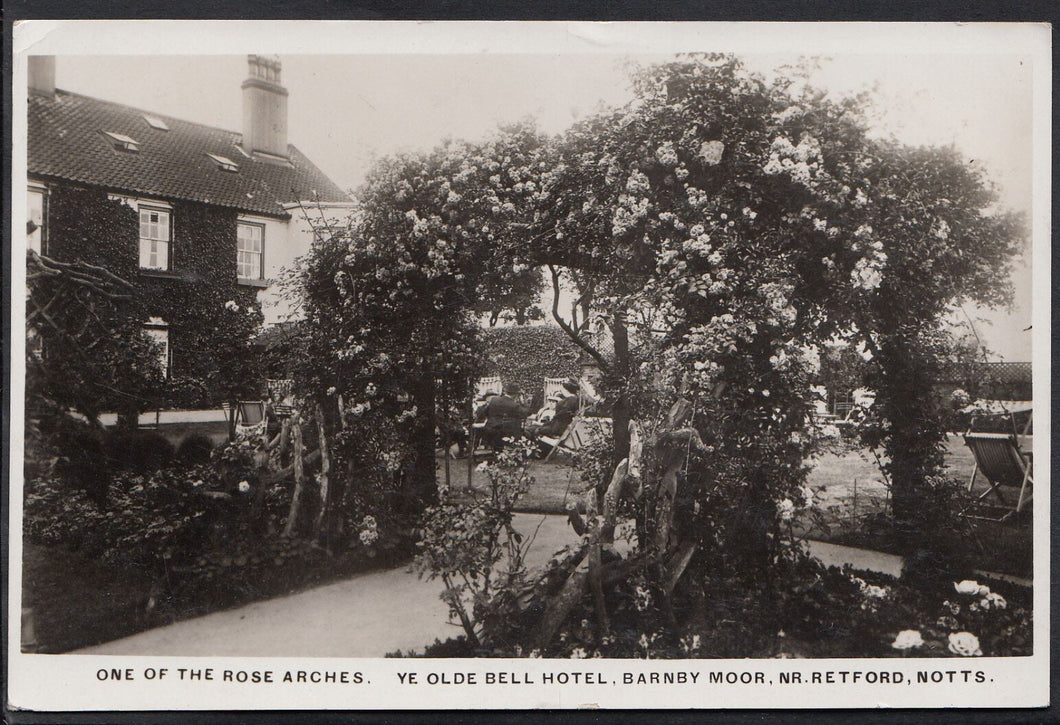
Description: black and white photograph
6,20,1050,711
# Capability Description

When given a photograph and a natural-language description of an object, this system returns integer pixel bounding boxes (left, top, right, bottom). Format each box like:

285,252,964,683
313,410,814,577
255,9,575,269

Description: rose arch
291,56,1023,650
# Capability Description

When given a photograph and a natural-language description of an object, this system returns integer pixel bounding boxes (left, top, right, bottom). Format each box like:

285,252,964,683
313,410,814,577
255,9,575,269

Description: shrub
105,430,175,473
415,440,536,650
176,433,215,468
52,423,109,506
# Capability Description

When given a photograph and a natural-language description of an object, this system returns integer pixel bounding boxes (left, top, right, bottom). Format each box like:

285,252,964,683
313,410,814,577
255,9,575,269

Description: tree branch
547,264,611,374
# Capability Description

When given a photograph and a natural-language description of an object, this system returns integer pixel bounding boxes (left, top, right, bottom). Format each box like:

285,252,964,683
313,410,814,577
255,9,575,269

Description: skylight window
143,115,170,131
206,153,239,173
103,131,140,153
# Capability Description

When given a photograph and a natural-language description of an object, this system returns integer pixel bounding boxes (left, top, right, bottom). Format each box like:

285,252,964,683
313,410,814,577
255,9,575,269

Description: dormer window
102,131,140,153
143,115,169,131
206,153,239,172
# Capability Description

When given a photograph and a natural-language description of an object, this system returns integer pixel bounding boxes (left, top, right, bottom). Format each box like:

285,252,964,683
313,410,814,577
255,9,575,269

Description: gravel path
77,513,577,658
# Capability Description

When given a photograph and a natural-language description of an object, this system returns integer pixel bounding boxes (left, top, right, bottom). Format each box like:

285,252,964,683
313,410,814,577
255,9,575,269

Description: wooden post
282,412,306,538
467,378,475,490
442,384,451,494
312,403,331,543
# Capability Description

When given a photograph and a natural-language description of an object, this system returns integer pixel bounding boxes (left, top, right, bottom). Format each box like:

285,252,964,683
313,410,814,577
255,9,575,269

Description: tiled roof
29,90,350,218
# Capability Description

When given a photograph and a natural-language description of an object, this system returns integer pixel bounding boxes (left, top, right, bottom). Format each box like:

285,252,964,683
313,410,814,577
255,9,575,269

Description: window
139,206,171,270
143,317,170,378
237,221,264,280
206,153,239,172
143,115,169,131
832,389,855,418
102,131,140,153
27,185,46,254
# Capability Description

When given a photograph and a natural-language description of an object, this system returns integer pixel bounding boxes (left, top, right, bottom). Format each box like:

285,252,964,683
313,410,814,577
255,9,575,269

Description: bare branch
547,264,611,374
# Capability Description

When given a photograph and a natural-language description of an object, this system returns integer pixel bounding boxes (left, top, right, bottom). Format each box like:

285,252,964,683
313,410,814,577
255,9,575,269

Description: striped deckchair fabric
962,432,1033,522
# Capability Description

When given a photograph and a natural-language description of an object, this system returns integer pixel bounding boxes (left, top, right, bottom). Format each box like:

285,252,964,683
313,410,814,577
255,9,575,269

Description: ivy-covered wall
480,325,582,408
45,183,264,410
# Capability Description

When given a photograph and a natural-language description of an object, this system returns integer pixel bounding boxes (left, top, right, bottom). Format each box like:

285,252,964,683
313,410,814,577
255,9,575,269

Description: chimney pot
242,55,288,159
28,56,56,97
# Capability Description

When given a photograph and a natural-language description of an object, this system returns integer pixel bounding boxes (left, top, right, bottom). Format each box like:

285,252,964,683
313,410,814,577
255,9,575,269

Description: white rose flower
948,632,983,657
891,630,924,650
238,480,251,493
954,580,989,597
800,485,815,508
699,140,725,166
982,592,1007,610
777,498,795,521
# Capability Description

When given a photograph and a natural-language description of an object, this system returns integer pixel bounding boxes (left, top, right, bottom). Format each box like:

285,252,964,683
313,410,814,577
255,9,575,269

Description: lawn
443,433,1031,578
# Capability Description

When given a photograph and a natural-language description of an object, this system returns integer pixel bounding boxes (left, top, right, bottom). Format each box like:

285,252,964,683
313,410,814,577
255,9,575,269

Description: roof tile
29,90,350,218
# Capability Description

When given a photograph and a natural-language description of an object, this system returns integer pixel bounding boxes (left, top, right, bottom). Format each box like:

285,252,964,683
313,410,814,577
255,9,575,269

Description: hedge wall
480,325,582,408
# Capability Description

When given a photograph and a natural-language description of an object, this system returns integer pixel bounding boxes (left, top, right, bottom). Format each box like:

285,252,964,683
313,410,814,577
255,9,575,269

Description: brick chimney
241,55,288,159
28,56,56,97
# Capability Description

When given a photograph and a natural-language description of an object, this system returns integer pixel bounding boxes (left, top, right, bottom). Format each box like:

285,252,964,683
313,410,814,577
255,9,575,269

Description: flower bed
22,443,412,651
409,560,1031,659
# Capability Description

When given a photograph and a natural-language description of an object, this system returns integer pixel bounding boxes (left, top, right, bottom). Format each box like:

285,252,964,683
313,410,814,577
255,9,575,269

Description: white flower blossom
699,140,725,166
981,592,1007,610
238,480,251,493
777,498,795,521
954,580,990,597
948,632,983,657
891,630,924,650
655,142,679,168
800,485,815,508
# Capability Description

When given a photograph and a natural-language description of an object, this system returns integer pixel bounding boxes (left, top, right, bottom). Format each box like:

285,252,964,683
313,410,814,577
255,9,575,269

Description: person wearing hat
475,382,531,452
527,379,580,441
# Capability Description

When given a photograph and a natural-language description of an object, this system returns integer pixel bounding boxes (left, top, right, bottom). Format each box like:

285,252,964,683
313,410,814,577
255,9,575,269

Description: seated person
530,393,563,426
527,379,580,440
474,383,530,451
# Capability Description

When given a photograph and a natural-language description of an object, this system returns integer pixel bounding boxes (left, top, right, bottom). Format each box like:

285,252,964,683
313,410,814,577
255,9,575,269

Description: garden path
76,513,578,658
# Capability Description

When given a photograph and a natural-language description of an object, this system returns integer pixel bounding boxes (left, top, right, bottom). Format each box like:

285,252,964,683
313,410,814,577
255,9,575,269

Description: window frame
143,317,171,379
102,130,141,153
27,182,48,255
236,218,266,282
138,202,173,272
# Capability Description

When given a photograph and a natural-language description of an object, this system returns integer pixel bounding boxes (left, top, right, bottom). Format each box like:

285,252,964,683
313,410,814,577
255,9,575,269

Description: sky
47,52,1034,360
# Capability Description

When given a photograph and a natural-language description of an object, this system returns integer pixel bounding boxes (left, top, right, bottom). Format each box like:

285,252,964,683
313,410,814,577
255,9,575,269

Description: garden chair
961,431,1033,523
543,377,568,403
542,416,612,462
476,376,502,398
233,400,268,440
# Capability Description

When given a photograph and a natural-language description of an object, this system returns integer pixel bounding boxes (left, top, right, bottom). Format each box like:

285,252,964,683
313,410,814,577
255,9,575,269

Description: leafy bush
176,433,216,468
105,430,175,473
415,440,536,650
52,423,109,506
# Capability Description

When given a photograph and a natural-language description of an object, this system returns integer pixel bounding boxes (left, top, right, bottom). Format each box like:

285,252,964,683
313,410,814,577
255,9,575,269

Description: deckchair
961,432,1033,522
476,376,502,398
542,416,612,462
543,377,568,403
234,400,267,439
